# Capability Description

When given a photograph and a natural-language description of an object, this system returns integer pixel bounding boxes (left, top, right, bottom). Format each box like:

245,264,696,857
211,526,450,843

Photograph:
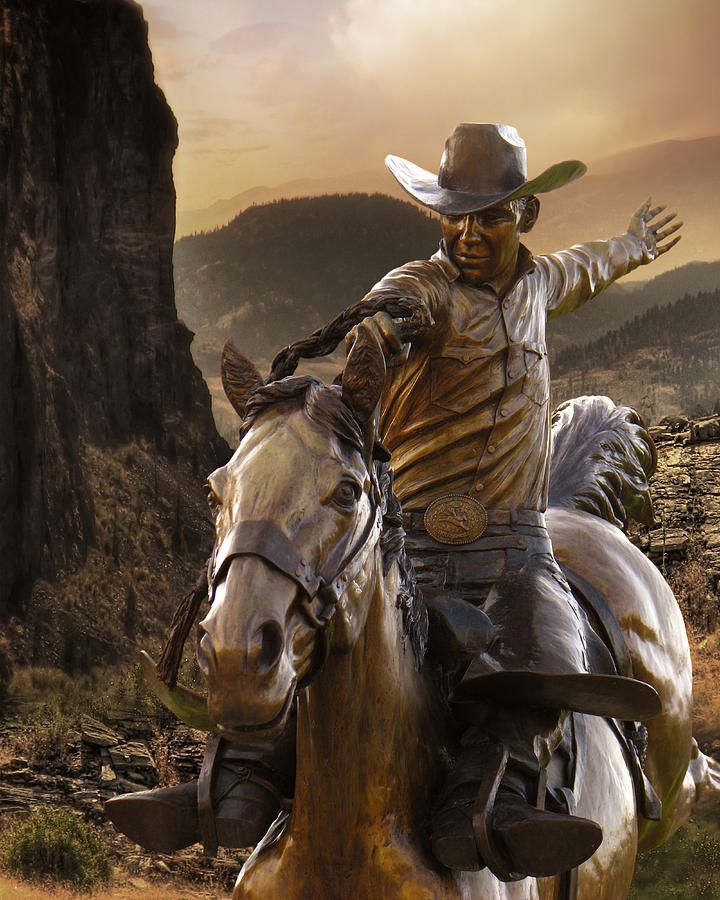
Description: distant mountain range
176,170,398,237
175,136,720,279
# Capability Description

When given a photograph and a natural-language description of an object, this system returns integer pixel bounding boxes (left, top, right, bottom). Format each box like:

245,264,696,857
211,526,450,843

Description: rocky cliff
0,0,227,626
631,415,720,632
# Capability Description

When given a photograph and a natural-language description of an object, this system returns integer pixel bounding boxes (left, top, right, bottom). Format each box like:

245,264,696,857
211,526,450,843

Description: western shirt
366,234,648,511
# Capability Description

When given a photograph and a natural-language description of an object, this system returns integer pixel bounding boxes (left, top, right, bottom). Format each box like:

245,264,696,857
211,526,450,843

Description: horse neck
291,554,443,856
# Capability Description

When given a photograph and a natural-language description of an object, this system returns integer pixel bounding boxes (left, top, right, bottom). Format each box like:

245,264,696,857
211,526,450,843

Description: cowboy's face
441,199,536,288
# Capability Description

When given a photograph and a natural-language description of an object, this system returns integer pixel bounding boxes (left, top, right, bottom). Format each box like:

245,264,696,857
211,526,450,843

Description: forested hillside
173,193,438,373
546,260,720,352
554,288,720,376
551,288,720,420
174,192,720,376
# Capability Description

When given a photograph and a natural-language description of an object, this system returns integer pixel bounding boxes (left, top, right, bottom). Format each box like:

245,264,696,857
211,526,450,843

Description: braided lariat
269,294,433,381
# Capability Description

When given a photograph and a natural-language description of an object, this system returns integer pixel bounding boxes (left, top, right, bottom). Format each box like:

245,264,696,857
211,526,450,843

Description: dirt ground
0,872,232,899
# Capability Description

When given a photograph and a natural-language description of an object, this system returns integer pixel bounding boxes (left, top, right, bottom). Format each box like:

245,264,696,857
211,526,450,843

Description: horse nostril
257,621,284,673
197,624,217,676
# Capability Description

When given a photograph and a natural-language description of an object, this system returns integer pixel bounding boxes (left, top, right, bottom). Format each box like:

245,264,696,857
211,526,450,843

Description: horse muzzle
197,556,308,734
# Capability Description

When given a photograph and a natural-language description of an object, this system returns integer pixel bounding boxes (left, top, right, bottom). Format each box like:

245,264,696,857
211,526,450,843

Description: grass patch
687,628,720,746
6,662,169,723
631,809,720,899
0,808,112,892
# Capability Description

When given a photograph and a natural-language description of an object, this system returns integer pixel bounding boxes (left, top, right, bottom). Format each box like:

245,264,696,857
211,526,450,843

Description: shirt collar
432,242,536,296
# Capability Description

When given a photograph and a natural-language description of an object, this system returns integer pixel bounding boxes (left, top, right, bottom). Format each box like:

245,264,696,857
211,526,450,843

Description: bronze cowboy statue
106,124,684,881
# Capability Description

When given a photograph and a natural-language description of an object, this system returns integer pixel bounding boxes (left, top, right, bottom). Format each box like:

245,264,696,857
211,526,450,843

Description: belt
403,506,545,533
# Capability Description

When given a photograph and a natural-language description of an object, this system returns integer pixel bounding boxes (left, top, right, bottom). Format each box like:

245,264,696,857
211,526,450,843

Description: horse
152,329,719,900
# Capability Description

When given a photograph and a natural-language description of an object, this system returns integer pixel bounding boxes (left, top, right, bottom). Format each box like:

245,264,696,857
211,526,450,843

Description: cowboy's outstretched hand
627,198,682,263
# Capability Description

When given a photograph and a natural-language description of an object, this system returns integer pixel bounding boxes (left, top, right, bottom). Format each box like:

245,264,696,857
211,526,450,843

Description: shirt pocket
430,344,495,414
522,341,549,406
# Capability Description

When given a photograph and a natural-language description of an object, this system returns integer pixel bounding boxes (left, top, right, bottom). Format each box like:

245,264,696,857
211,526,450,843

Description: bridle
206,471,384,683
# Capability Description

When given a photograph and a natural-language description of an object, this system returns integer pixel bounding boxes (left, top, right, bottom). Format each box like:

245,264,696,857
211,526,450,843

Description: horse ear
221,339,265,418
341,326,386,428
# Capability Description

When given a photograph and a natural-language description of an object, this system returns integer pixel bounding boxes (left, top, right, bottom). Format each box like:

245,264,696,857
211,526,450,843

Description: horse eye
205,483,222,514
332,481,359,510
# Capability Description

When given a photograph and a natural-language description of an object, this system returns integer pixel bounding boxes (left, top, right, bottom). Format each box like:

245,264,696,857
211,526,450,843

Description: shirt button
507,370,515,379
475,482,484,491
487,444,496,453
500,408,509,417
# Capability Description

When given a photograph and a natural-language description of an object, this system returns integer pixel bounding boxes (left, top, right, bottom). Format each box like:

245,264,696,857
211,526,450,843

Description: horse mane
548,395,657,530
243,377,428,664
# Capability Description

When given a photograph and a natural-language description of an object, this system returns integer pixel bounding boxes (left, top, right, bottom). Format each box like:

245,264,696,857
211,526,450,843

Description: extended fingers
656,234,682,256
650,211,676,231
654,220,683,242
647,203,666,220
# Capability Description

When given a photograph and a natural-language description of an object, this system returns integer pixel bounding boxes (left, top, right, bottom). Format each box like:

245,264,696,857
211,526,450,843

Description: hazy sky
142,0,720,212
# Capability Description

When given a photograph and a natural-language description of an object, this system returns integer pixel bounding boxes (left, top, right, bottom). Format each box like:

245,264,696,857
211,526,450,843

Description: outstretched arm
543,198,683,320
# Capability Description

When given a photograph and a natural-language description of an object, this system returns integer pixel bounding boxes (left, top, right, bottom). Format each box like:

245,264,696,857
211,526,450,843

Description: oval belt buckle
423,494,488,545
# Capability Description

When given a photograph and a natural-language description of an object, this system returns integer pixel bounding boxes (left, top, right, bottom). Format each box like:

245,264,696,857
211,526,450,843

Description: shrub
0,640,12,707
667,539,720,632
0,808,112,891
15,721,72,766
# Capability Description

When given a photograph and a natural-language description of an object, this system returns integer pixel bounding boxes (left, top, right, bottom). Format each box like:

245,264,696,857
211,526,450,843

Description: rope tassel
156,561,210,688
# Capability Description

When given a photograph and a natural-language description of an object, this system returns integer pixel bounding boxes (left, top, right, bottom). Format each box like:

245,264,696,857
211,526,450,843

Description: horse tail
689,739,720,800
548,395,657,530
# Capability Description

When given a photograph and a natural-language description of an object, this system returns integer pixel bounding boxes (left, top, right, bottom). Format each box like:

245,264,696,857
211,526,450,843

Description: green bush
0,807,112,891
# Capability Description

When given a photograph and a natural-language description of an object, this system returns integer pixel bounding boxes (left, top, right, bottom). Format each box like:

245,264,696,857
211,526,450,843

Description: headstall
207,480,384,644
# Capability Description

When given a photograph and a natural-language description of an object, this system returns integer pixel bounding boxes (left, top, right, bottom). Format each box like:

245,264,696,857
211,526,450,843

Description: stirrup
470,741,524,883
197,733,291,857
198,733,222,856
468,742,601,882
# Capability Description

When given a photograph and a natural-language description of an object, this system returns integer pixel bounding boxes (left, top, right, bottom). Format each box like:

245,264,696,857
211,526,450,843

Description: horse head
197,330,389,740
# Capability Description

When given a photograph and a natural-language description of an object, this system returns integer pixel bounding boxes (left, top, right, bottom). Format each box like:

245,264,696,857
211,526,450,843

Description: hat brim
385,155,587,216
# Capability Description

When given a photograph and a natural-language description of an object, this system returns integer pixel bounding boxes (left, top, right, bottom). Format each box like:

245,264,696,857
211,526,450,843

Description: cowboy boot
431,710,602,880
105,725,295,855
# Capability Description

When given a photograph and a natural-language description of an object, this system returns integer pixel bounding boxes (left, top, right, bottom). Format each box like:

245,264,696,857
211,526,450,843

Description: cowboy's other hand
627,198,683,263
345,311,406,366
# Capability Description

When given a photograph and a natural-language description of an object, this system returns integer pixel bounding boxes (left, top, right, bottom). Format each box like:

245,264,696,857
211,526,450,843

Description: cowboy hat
385,123,586,216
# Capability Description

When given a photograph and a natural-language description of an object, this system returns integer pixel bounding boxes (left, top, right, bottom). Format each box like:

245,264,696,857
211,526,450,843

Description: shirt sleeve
359,259,444,320
536,233,648,321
